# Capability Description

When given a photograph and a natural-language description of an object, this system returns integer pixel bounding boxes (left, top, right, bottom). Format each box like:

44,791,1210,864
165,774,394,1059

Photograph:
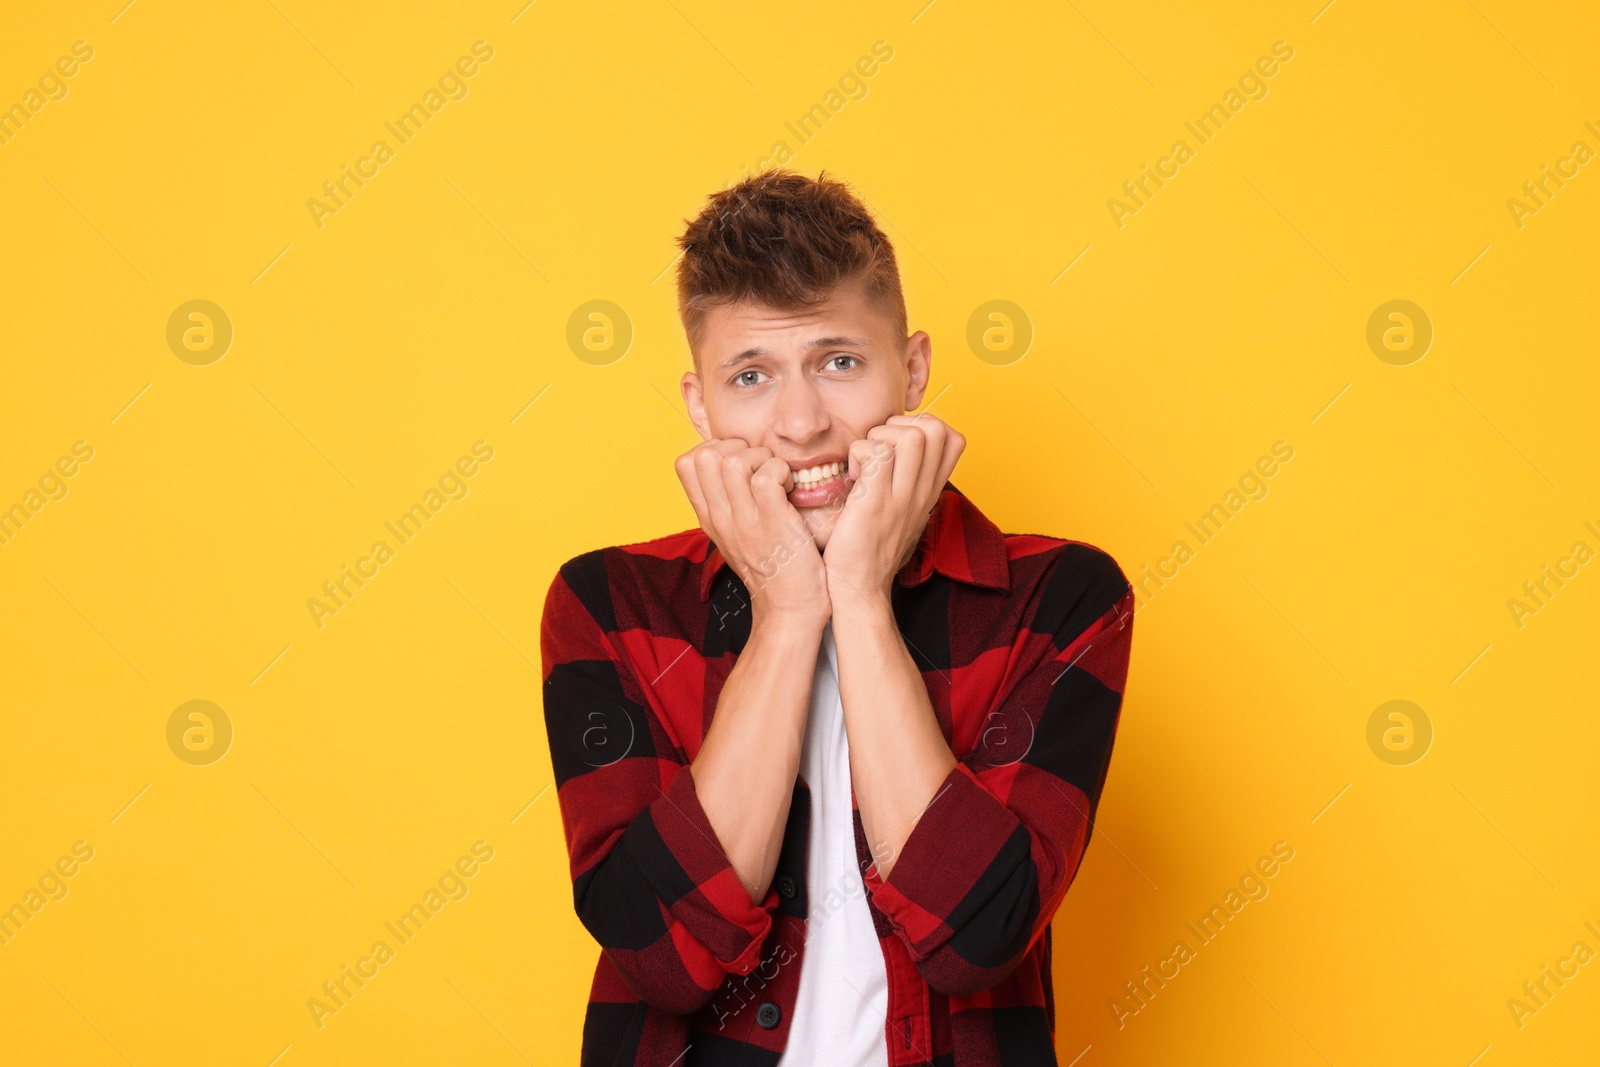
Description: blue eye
733,370,766,387
828,355,859,371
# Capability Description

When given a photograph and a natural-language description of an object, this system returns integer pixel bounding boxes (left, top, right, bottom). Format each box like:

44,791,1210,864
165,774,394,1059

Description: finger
675,449,715,533
847,437,894,505
720,449,762,531
868,424,925,502
749,456,797,516
886,413,947,503
723,445,774,482
907,418,947,505
895,415,958,480
708,440,764,530
932,425,966,493
850,433,896,480
694,443,735,534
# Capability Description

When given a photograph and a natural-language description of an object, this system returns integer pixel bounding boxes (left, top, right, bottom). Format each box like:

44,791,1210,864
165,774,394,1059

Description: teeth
792,461,842,488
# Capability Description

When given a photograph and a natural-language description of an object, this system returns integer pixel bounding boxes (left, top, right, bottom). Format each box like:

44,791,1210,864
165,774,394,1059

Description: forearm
690,608,825,902
830,589,956,878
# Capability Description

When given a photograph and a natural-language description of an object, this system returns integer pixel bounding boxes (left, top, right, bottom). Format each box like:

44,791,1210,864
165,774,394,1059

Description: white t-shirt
777,623,890,1066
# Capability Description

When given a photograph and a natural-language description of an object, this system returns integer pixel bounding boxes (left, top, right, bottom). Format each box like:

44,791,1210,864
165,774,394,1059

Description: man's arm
826,415,1135,996
836,557,1134,996
689,608,823,902
539,440,830,1015
677,439,831,904
824,414,967,873
542,558,782,1014
829,586,954,876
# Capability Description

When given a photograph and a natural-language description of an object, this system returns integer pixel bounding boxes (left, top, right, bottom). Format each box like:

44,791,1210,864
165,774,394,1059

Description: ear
902,330,932,412
681,369,712,441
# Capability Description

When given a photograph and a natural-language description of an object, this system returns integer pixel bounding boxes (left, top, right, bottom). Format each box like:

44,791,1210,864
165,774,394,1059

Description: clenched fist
675,438,831,624
822,413,965,603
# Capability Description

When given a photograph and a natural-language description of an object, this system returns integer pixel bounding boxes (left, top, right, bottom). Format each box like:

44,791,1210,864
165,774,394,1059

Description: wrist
750,598,832,637
826,576,894,620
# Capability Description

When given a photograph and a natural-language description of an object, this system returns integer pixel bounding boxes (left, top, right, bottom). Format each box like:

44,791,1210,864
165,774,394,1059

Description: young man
541,171,1134,1066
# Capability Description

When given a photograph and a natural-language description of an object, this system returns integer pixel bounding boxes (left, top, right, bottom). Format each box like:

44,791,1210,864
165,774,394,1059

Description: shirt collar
696,483,1010,601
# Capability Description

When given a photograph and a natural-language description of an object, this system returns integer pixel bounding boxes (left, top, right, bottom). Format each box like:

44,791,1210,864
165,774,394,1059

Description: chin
797,505,837,548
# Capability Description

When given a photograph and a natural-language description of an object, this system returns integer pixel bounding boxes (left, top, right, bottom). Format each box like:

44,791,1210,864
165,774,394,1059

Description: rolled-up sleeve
863,549,1134,996
541,552,777,1015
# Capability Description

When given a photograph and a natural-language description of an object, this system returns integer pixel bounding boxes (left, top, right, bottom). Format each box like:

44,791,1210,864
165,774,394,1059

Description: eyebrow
716,335,874,370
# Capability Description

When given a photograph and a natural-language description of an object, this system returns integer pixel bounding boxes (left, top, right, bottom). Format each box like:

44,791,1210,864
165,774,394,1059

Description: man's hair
675,169,908,362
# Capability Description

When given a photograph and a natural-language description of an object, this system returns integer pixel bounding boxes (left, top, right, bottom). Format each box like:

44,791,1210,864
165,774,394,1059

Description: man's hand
675,438,830,907
824,414,966,603
675,438,831,623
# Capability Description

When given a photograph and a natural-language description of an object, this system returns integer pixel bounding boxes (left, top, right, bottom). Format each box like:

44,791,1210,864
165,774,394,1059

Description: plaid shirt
541,484,1134,1066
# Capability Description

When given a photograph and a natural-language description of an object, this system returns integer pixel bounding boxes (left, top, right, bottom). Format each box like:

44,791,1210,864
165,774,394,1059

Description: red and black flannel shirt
540,484,1134,1066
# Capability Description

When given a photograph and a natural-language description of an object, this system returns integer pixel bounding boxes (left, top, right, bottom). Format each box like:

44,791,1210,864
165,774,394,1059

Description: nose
771,374,829,445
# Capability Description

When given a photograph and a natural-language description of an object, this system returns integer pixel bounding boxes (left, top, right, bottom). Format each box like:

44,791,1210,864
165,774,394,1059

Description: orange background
1,1,1596,1063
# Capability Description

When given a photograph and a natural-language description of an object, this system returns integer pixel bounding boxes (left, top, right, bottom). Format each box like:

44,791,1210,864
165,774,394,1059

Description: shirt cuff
641,761,779,976
861,762,1023,958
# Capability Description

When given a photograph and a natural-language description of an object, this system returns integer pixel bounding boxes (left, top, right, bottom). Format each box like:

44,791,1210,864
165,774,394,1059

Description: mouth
787,459,851,508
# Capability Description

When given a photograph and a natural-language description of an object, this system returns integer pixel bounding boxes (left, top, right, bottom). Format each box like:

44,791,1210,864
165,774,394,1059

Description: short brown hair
675,169,907,361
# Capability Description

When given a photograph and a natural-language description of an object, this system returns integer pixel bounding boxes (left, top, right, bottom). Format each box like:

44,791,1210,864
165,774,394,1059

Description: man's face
680,281,931,547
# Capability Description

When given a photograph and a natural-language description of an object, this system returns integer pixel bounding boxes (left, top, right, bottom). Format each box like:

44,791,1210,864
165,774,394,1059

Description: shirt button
777,875,797,899
756,1001,782,1029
